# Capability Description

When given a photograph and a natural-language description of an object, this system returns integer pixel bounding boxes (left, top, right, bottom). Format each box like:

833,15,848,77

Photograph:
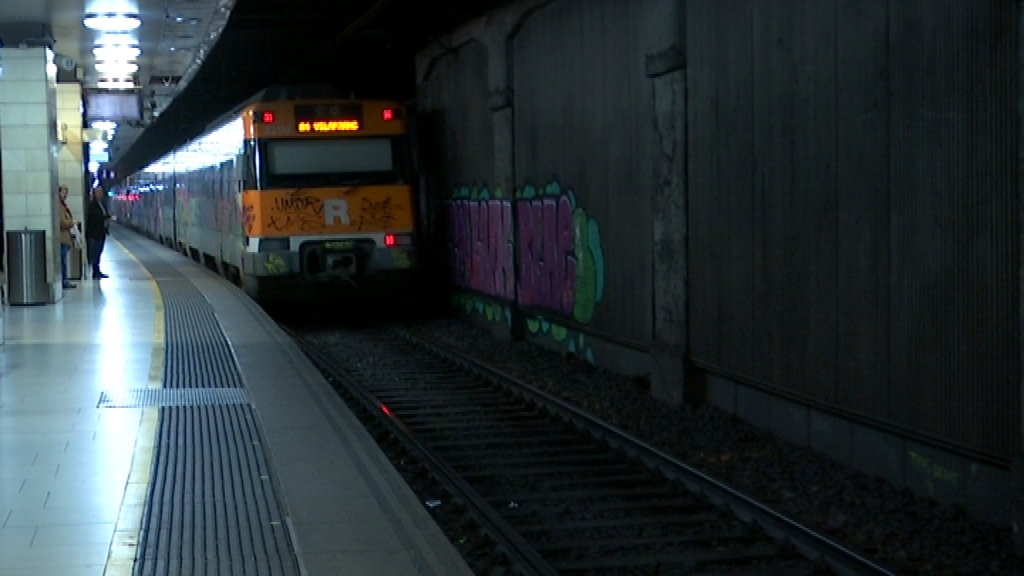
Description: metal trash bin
69,245,83,280
5,230,49,305
69,222,83,280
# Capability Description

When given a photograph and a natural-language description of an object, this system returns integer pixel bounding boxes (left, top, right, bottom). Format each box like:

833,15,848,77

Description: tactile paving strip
115,234,299,576
98,388,250,408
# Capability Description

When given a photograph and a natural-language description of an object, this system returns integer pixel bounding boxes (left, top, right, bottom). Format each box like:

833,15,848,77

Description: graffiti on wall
448,186,516,300
515,182,605,324
446,181,605,362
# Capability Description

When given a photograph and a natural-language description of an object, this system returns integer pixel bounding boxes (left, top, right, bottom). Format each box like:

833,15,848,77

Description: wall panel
687,0,1019,459
511,0,657,346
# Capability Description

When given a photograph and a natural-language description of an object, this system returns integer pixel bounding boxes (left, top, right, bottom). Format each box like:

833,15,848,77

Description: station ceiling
0,0,509,181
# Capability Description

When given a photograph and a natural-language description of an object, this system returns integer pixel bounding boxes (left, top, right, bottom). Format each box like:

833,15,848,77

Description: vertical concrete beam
0,47,61,302
1015,0,1024,556
645,1,691,406
55,83,85,283
482,1,551,340
482,10,517,339
55,83,84,212
412,0,552,341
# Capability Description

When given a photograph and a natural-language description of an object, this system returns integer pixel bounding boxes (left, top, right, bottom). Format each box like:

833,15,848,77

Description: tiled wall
56,83,85,230
0,47,62,299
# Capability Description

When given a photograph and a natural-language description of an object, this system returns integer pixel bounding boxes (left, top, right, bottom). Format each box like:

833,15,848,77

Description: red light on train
384,234,396,247
261,111,275,123
382,108,393,121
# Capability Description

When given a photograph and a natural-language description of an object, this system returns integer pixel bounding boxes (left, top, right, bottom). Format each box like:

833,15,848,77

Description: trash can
5,230,49,305
69,245,83,280
69,222,83,280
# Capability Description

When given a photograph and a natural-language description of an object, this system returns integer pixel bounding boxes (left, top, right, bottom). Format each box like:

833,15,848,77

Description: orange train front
112,86,421,304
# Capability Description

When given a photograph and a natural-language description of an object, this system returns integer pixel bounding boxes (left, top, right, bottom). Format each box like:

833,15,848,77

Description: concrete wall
417,0,678,377
685,0,1019,466
415,0,1022,527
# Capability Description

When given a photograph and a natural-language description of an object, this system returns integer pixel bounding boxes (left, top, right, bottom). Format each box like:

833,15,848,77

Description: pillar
645,2,692,405
56,83,85,282
0,47,62,302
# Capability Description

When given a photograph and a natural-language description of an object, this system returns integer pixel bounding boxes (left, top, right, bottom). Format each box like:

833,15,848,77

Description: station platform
0,227,473,576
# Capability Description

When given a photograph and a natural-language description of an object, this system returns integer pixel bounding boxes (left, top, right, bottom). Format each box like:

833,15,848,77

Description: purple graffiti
516,196,576,315
447,199,516,300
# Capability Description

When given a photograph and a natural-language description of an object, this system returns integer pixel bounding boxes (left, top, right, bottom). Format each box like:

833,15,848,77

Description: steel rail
280,325,558,576
393,326,896,576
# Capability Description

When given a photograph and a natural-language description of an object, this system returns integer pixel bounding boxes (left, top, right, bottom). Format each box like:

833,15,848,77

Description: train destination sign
293,103,362,133
297,120,360,132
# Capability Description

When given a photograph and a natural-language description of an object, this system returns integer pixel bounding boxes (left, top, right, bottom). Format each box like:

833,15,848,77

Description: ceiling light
95,61,138,75
95,33,137,47
83,14,141,32
93,46,140,60
97,78,135,89
91,120,117,131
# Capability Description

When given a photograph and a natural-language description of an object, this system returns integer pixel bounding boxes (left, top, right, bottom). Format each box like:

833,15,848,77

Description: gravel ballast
407,315,1020,576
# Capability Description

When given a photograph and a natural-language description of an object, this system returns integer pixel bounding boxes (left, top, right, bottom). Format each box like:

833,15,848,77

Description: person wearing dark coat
85,185,114,279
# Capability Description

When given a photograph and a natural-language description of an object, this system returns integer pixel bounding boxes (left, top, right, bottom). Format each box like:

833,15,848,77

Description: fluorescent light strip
84,14,142,32
95,61,138,75
94,46,141,60
97,79,135,89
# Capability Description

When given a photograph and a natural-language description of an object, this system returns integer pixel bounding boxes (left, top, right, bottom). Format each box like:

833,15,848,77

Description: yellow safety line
104,238,165,576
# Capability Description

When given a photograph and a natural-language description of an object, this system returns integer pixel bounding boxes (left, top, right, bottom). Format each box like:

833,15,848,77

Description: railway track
284,324,893,576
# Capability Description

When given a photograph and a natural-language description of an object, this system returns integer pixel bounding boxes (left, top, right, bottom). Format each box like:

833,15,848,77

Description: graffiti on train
446,181,605,324
241,186,413,236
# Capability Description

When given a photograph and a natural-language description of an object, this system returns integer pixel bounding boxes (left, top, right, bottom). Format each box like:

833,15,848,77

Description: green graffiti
265,254,288,274
589,219,605,302
486,302,504,322
526,317,541,334
390,248,411,268
572,207,598,323
551,324,568,342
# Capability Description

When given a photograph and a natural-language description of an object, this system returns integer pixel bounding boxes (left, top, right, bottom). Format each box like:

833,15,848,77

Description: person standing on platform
57,185,77,289
85,185,114,279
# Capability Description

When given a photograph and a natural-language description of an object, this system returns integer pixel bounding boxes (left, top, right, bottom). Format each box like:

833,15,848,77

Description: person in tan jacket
58,185,77,289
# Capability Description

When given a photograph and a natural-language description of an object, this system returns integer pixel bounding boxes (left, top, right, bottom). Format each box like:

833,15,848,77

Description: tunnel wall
415,0,1022,525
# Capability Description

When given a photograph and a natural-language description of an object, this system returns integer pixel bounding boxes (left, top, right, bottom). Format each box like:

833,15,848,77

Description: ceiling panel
0,0,233,168
0,0,514,176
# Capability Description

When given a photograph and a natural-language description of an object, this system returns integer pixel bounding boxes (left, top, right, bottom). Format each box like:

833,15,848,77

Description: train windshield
259,137,409,188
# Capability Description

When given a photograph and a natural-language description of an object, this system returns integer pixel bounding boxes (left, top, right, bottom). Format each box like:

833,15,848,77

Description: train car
113,86,421,305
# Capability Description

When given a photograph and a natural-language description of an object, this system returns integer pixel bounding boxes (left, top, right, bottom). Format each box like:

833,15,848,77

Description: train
111,86,423,305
